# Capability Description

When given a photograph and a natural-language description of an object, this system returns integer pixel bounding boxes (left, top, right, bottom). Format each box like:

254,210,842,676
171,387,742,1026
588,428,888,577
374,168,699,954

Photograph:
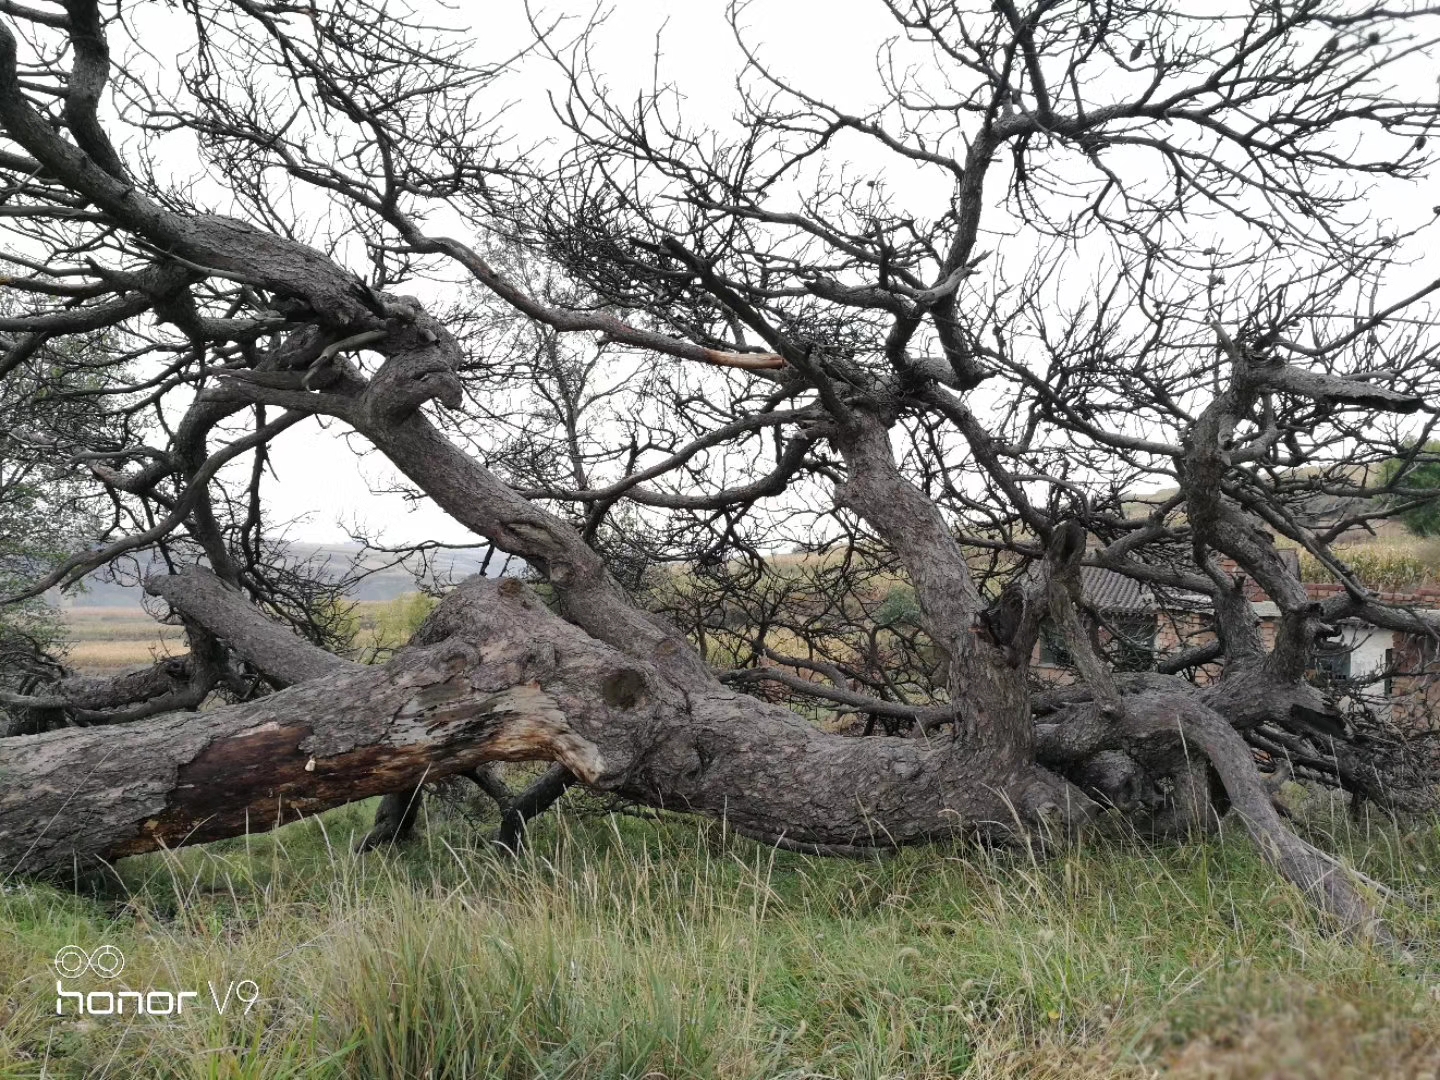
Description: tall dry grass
2,795,1437,1079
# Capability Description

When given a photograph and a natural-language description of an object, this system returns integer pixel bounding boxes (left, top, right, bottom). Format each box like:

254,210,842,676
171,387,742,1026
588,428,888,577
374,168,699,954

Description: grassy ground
2,792,1438,1079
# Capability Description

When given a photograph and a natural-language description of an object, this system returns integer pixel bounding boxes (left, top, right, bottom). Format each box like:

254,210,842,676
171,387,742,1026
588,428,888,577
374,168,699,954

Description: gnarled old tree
2,0,1440,936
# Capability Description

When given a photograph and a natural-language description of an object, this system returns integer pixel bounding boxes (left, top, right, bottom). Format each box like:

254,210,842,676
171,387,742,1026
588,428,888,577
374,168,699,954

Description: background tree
0,315,122,734
2,0,1440,937
1383,441,1440,537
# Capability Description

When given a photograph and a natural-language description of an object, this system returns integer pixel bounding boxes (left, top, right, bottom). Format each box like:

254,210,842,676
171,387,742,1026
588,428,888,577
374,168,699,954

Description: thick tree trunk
0,577,1078,881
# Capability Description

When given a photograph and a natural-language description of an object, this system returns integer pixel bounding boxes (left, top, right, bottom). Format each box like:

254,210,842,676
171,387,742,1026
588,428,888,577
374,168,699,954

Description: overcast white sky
215,1,1440,546
252,0,910,545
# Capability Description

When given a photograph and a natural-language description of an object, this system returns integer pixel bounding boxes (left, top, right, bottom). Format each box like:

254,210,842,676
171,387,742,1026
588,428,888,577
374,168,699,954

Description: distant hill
54,544,522,611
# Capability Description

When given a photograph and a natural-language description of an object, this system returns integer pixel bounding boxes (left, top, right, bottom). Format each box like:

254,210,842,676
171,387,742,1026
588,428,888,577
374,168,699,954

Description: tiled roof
1048,555,1438,616
1079,566,1151,613
1014,563,1205,614
1073,567,1209,614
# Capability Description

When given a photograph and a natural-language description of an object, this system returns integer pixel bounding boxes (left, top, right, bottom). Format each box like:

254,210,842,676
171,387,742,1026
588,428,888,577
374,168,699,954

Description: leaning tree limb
495,764,576,856
146,567,354,685
467,764,515,810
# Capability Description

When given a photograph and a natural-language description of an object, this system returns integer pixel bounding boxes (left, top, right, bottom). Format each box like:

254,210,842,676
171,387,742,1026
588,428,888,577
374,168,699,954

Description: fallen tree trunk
0,576,1081,881
0,547,1392,939
146,567,574,852
0,573,1389,938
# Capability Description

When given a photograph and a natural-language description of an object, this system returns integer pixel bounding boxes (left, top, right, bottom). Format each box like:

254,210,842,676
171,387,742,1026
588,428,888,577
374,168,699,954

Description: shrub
1381,441,1440,537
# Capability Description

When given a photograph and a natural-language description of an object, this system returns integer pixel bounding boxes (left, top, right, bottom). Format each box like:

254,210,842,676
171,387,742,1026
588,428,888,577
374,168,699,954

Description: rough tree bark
145,567,559,853
151,566,431,852
0,576,1097,881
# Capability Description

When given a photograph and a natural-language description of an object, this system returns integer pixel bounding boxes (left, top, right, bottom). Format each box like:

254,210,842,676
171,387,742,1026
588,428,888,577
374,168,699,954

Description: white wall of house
1343,624,1392,678
1333,624,1397,718
1255,602,1394,680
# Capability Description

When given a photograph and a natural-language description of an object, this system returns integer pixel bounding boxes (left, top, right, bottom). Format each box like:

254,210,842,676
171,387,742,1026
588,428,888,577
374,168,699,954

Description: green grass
2,796,1439,1079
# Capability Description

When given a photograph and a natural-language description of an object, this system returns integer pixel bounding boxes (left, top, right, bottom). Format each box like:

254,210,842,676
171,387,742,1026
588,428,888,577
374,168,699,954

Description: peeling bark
148,566,432,850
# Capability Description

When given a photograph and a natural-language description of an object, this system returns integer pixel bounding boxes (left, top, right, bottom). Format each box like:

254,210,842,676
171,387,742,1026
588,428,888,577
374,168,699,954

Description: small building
1031,562,1440,727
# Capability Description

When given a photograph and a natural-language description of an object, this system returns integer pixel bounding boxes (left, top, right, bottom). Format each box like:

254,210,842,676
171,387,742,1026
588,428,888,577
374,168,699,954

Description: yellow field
61,606,184,674
57,595,432,674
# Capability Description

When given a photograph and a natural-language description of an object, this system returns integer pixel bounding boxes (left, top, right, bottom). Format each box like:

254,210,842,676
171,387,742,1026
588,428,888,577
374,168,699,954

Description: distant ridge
54,544,520,611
